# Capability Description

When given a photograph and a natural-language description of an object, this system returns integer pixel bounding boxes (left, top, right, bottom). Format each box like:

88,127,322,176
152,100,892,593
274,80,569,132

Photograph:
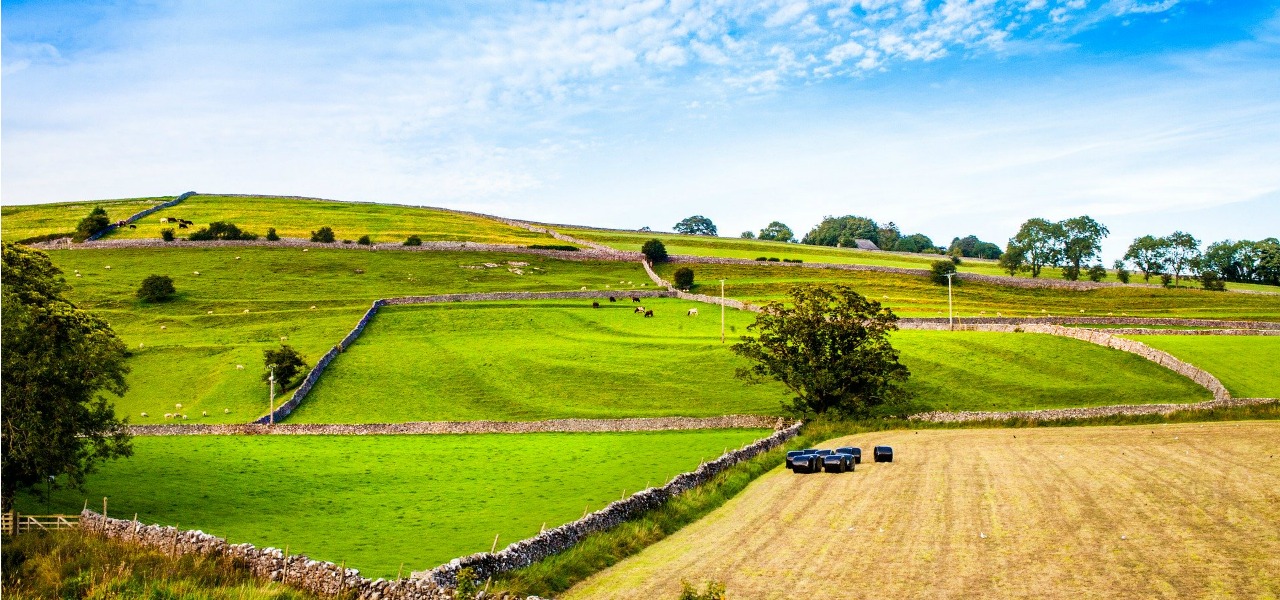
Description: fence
2,511,81,535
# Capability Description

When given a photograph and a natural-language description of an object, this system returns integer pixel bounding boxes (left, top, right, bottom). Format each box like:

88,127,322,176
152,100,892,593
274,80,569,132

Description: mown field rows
653,262,1280,320
295,301,1209,423
567,422,1280,599
1123,335,1280,398
14,430,769,579
42,247,652,423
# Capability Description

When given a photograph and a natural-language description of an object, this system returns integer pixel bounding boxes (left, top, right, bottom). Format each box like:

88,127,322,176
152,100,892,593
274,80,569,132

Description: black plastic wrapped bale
836,447,862,464
823,455,847,473
794,454,821,474
874,446,894,463
786,450,806,470
815,449,834,457
835,453,856,472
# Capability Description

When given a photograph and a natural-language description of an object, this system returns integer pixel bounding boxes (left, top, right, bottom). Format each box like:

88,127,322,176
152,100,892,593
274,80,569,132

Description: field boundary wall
79,423,798,596
909,396,1278,423
132,415,782,436
410,421,802,586
86,191,196,241
251,290,677,425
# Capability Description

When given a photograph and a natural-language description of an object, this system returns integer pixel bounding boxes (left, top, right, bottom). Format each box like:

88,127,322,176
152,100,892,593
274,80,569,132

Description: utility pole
720,279,726,344
944,273,956,329
268,364,276,426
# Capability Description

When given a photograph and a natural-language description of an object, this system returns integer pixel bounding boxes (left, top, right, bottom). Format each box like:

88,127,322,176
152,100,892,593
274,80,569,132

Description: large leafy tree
801,215,880,248
74,207,111,241
948,235,1004,259
1123,235,1170,282
1058,216,1109,281
1162,231,1201,287
673,215,717,236
262,345,308,391
2,243,132,511
757,221,794,242
731,285,910,418
894,233,935,254
1006,218,1062,278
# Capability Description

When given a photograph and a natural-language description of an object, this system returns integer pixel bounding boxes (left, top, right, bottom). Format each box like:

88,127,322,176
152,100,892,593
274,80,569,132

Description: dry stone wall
900,316,1280,329
131,415,782,436
412,422,803,586
910,397,1278,424
86,191,196,241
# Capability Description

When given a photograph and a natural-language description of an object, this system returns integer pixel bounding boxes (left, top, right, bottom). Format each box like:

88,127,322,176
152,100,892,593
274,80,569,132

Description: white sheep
104,266,112,269
235,256,241,260
76,273,82,277
164,413,173,420
139,343,144,348
175,403,183,409
141,412,149,418
193,271,200,276
280,336,288,341
224,408,230,414
243,309,250,313
207,311,213,315
202,410,209,417
160,325,167,330
687,308,698,316
310,305,316,310
236,365,245,370
303,249,309,252
181,414,188,420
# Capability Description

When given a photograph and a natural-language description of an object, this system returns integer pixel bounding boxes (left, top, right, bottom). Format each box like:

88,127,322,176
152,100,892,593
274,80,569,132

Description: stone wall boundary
909,396,1278,424
130,415,784,436
411,421,803,586
86,191,196,241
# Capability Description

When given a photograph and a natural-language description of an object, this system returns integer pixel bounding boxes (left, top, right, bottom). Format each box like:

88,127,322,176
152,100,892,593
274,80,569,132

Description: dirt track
567,422,1280,600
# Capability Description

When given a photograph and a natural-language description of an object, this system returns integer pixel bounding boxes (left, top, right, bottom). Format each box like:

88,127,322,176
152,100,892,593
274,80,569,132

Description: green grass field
96,195,557,246
291,302,1208,423
654,262,1280,321
14,430,770,579
0,197,174,242
292,299,793,422
1123,335,1280,398
41,247,651,423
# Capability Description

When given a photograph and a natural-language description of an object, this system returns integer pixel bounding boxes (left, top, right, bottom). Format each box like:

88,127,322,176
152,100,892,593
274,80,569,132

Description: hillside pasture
567,422,1280,599
14,430,771,580
1123,335,1280,398
654,262,1280,321
1,197,174,242
95,195,559,246
292,303,1207,423
42,247,651,423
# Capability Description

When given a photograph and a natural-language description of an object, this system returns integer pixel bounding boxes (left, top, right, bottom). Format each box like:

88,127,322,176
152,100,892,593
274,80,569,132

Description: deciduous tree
757,221,794,242
674,216,717,236
262,345,308,391
1006,218,1062,278
1123,235,1169,282
1162,231,1201,288
801,215,879,248
1058,216,1109,281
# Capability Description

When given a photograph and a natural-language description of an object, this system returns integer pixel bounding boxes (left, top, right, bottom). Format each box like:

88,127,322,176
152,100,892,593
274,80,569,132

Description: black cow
631,296,640,303
609,296,617,302
128,224,137,229
592,302,600,308
644,310,654,318
178,222,189,229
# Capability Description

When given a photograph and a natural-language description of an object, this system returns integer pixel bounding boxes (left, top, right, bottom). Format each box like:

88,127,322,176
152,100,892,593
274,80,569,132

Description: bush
673,267,695,289
1160,273,1174,288
341,239,353,244
404,235,422,246
767,257,780,262
160,228,175,242
950,255,962,265
187,221,256,241
74,207,111,241
782,258,803,263
1087,264,1107,282
356,235,371,246
641,239,668,263
265,228,279,241
527,244,578,251
755,256,768,261
1115,261,1131,284
1201,271,1227,291
930,260,958,285
1061,265,1081,281
310,227,336,243
455,568,481,599
679,580,726,600
136,275,176,302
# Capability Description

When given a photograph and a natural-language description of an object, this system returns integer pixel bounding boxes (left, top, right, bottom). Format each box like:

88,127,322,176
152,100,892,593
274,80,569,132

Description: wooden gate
2,512,80,535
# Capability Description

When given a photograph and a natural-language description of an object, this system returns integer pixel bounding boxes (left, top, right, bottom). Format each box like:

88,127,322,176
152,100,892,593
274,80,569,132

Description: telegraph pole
720,279,726,344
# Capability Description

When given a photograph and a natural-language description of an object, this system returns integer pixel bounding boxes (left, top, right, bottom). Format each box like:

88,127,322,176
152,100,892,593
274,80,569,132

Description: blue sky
3,0,1278,260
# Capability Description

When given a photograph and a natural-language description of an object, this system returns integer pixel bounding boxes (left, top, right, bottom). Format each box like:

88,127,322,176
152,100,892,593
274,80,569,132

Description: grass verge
492,402,1280,597
1,529,318,600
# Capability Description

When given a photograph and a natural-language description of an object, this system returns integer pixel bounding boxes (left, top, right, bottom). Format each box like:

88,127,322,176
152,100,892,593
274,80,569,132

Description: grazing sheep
75,273,81,277
207,310,213,314
175,403,183,409
181,414,188,420
634,306,646,314
139,343,144,348
310,305,316,310
193,271,200,275
243,309,250,313
224,408,230,414
687,308,698,316
236,365,245,370
581,286,587,290
644,310,654,318
235,256,241,260
104,266,111,269
141,412,149,417
280,336,287,341
164,413,173,420
303,248,309,252
202,410,209,417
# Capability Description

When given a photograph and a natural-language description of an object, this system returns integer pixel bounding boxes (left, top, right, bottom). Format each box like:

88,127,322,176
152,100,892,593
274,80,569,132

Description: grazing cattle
644,310,654,318
592,302,600,308
687,308,698,316
159,217,169,223
609,296,617,302
178,222,189,229
634,306,646,314
632,296,640,303
116,220,127,227
128,224,137,229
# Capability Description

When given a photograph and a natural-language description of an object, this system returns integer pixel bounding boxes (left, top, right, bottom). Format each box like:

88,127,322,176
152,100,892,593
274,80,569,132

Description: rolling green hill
1122,335,1280,398
0,196,174,242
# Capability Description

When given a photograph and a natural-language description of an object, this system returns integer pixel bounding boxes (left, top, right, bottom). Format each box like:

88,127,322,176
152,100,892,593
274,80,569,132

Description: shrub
455,568,481,599
404,235,422,246
950,255,962,265
188,221,255,241
1061,265,1081,281
357,235,372,246
1201,271,1227,291
930,260,958,285
767,257,780,262
136,275,176,302
1087,264,1107,282
782,258,803,263
1114,260,1131,284
673,267,695,289
160,228,175,242
641,239,668,263
679,580,726,600
1160,273,1174,288
311,226,336,243
755,256,768,261
265,228,279,241
527,244,579,251
74,207,111,241
342,239,353,244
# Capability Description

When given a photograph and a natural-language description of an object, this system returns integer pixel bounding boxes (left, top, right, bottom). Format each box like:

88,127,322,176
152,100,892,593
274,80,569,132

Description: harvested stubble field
295,304,1208,423
1123,335,1280,399
14,430,769,580
655,262,1280,320
567,422,1280,600
40,247,650,423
